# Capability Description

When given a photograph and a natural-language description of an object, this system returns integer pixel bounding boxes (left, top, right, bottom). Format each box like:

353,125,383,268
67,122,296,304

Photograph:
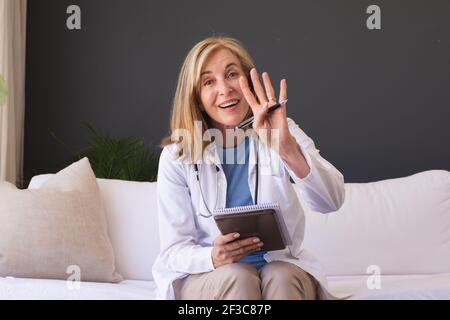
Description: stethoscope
193,142,259,218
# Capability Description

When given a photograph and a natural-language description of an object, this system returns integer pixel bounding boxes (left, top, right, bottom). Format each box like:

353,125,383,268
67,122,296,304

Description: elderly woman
152,36,345,300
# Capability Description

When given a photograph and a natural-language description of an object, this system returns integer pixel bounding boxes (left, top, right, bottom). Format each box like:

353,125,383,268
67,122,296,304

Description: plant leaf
51,122,161,182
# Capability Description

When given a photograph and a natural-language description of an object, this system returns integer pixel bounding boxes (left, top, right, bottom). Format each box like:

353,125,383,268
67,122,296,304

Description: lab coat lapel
248,136,258,204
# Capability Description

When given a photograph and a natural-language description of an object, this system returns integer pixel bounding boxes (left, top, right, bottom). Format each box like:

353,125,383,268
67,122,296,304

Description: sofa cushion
29,175,159,281
300,170,450,276
0,158,122,283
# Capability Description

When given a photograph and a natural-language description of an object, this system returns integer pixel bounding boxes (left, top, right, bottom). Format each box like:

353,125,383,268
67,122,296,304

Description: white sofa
1,170,449,299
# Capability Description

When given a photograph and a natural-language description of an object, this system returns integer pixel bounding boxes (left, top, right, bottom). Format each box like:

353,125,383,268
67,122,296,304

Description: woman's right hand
212,233,264,269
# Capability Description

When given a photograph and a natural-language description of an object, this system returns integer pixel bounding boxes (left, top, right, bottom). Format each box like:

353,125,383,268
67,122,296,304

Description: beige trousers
174,261,318,300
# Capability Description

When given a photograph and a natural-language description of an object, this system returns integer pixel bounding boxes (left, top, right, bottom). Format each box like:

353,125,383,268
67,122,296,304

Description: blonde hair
160,36,256,163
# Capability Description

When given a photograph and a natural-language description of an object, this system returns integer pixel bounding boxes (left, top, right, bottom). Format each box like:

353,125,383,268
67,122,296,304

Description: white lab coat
152,118,346,300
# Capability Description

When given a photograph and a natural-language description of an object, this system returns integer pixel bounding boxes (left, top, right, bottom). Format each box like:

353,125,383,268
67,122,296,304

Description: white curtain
0,0,26,185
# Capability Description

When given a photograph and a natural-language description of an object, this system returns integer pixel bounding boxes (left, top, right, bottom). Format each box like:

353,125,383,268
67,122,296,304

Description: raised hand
239,68,291,150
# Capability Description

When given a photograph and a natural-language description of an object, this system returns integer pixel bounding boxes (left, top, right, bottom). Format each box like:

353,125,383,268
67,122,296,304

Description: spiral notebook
213,203,292,251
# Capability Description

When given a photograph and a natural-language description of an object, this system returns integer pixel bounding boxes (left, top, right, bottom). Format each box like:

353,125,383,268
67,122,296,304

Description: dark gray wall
25,0,450,183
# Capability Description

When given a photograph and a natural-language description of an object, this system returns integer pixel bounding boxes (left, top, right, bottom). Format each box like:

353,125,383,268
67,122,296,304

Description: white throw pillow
0,158,122,283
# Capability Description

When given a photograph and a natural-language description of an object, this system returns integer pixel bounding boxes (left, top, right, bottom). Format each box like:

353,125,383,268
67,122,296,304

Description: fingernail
258,242,264,246
253,238,260,243
234,233,240,239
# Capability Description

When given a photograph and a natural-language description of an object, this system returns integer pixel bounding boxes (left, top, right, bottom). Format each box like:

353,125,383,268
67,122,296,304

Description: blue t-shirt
217,137,267,270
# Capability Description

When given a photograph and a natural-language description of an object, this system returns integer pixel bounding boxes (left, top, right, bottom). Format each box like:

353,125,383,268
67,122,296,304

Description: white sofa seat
0,169,448,299
0,278,157,300
328,274,450,300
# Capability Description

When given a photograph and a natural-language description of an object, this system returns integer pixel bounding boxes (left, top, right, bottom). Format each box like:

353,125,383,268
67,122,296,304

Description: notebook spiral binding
213,203,280,215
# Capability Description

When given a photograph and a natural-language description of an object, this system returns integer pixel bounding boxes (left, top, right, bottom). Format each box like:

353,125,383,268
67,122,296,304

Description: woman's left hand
239,68,292,151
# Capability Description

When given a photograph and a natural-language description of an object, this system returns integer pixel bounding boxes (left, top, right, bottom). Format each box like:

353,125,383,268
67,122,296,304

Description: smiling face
198,48,251,131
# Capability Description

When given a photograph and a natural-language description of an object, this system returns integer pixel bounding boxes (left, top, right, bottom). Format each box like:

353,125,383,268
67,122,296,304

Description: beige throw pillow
0,157,122,283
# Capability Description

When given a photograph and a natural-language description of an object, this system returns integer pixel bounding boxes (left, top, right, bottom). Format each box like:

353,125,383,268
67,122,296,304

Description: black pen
236,99,288,129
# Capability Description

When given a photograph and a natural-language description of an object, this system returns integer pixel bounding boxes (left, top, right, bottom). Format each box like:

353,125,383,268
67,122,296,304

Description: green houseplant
50,122,160,182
